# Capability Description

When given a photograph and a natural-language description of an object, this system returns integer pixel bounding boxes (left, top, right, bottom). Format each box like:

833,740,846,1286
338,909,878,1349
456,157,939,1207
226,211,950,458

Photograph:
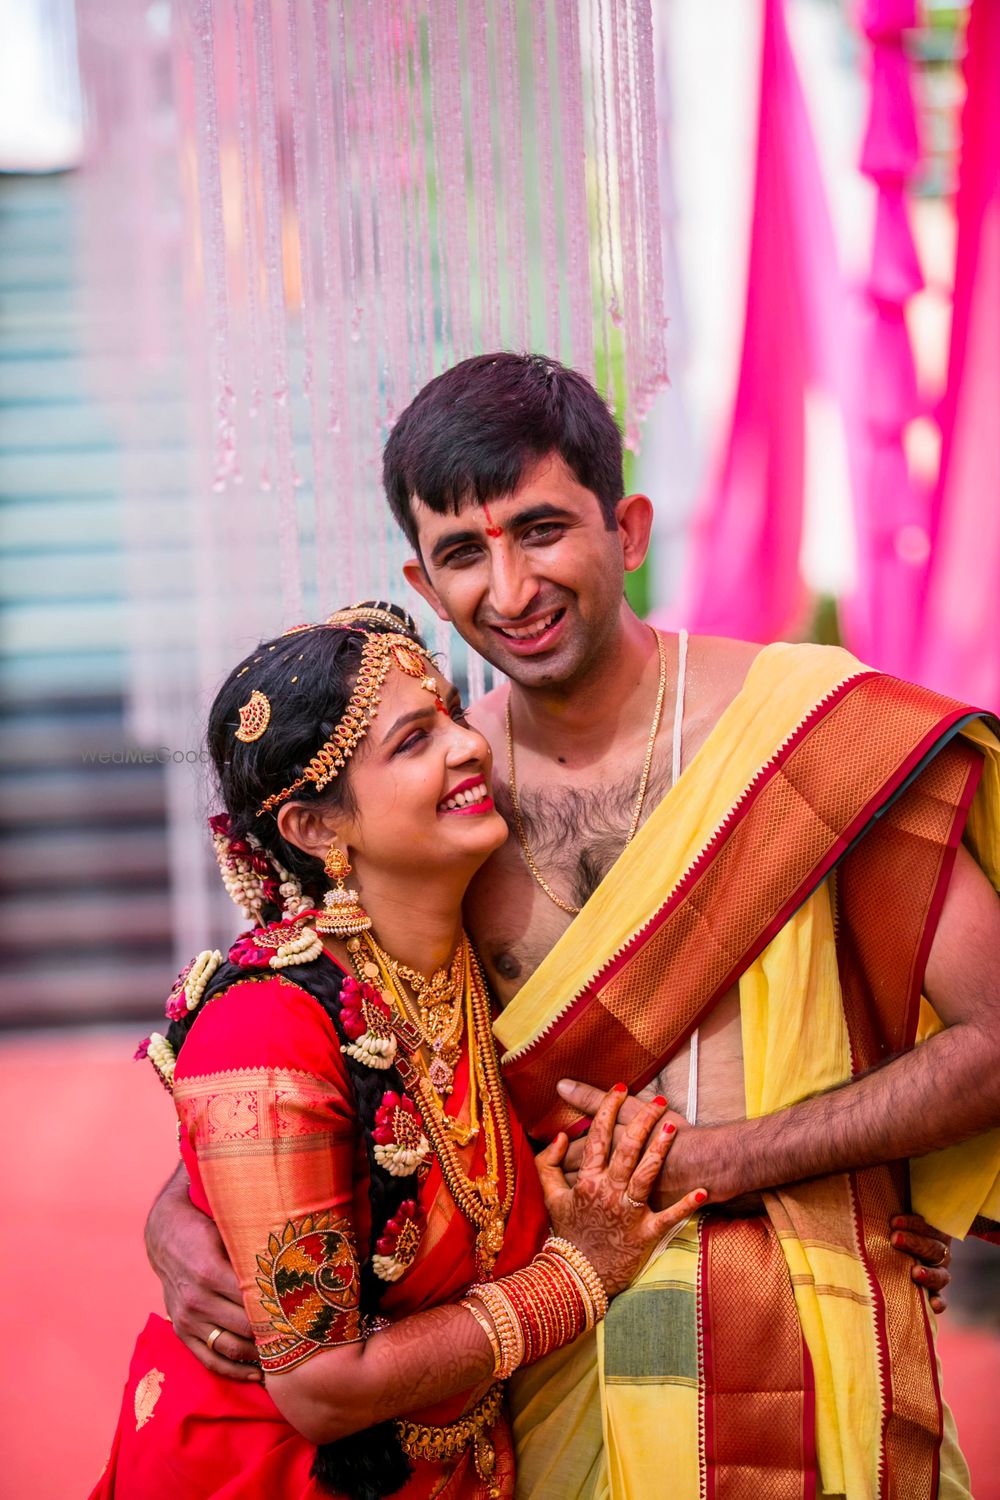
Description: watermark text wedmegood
81,747,211,766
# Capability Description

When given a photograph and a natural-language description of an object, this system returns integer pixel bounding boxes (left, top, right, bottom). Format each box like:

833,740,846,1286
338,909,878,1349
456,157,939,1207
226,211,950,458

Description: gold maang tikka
257,628,440,817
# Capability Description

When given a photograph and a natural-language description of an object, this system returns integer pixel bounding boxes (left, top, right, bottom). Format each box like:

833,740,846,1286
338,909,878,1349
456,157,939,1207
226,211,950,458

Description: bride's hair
207,601,425,917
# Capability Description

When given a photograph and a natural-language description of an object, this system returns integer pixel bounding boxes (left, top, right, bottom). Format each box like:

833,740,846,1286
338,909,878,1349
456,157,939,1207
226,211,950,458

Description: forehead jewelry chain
504,628,668,917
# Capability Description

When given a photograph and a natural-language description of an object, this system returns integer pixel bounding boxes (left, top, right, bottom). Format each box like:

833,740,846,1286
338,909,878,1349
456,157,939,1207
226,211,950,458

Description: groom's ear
402,556,451,622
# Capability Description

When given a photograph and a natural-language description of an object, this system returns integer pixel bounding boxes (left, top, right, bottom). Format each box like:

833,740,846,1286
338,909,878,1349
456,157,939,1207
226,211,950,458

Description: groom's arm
145,1163,261,1381
559,847,999,1224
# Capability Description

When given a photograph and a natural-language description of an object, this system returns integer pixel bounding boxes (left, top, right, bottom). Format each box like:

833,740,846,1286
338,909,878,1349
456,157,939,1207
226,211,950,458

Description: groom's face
402,452,639,688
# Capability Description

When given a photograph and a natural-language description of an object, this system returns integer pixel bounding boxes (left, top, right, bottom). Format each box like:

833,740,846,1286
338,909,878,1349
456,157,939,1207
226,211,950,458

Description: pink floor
2,1031,997,1498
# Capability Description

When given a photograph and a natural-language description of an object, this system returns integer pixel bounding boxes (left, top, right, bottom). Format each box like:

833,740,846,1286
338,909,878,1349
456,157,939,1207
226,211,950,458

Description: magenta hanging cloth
663,0,847,642
915,0,1000,706
839,0,928,678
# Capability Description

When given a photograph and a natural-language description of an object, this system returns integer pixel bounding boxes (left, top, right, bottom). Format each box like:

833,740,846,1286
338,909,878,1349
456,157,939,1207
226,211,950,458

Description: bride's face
340,664,507,885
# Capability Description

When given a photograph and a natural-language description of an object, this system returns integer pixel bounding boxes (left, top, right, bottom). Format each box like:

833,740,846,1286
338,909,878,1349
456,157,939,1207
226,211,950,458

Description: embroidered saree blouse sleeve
172,977,364,1373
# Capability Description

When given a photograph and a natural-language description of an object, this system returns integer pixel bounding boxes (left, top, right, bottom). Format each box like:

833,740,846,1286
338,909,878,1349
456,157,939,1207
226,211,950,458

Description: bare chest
466,769,671,1004
465,776,747,1125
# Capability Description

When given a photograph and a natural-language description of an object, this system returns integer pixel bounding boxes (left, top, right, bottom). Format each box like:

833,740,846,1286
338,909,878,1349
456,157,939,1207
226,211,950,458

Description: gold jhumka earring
315,846,372,938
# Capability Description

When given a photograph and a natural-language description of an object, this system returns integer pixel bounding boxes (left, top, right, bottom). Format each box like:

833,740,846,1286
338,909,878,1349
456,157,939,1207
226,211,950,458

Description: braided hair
168,602,429,1499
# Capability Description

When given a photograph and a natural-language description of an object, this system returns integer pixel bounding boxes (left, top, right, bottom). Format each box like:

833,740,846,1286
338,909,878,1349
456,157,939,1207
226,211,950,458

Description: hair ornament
235,689,271,742
210,812,311,920
372,1199,424,1282
372,1090,431,1177
164,948,224,1021
229,911,324,971
146,1032,177,1091
338,975,398,1070
325,601,417,634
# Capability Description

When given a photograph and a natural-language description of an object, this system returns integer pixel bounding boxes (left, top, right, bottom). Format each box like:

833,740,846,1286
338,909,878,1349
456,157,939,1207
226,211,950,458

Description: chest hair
493,760,673,912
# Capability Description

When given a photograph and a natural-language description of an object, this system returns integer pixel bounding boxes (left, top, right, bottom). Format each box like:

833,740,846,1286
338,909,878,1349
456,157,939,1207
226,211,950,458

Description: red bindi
434,696,449,714
482,502,502,539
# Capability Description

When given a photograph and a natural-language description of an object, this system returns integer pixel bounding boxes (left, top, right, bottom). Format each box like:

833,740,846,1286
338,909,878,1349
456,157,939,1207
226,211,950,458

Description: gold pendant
427,1053,455,1094
476,1212,505,1274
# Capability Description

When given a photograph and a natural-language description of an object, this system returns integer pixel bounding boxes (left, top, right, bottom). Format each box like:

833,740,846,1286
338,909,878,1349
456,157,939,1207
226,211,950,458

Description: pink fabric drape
914,0,1000,707
662,0,847,642
839,0,927,678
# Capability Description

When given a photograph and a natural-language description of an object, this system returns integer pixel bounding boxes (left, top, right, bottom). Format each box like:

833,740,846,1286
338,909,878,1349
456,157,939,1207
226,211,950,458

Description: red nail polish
892,1233,904,1248
652,1095,667,1107
663,1122,677,1135
613,1082,628,1093
694,1189,708,1204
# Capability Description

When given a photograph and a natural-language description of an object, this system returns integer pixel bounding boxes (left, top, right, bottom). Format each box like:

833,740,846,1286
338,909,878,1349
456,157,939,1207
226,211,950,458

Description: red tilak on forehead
482,502,502,539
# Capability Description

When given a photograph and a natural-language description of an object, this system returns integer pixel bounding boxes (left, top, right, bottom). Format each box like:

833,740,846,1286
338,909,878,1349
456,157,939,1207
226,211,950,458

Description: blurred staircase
0,171,172,1025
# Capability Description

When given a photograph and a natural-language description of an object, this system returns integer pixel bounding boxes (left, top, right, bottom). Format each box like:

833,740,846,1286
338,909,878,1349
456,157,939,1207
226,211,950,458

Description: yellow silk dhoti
496,643,1000,1500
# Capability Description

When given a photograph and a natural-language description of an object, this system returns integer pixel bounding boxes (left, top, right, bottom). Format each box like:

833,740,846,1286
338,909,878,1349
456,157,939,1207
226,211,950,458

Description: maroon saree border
699,1215,817,1500
849,1164,944,1500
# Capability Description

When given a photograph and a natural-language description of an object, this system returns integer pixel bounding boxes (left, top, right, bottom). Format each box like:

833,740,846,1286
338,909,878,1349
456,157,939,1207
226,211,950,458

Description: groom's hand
555,1078,687,1183
555,1079,954,1313
146,1164,261,1380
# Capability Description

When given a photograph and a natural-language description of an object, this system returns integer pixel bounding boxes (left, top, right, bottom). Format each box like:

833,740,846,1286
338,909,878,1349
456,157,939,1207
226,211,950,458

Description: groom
150,354,999,1498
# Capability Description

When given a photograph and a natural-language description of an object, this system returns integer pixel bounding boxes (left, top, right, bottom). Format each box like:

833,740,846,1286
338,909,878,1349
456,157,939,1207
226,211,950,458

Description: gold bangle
460,1298,503,1377
483,1282,525,1378
470,1282,525,1378
542,1237,609,1321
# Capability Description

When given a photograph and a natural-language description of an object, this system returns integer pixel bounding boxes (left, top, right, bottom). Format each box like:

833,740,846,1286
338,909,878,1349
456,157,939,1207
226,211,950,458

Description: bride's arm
265,1086,703,1444
165,977,702,1437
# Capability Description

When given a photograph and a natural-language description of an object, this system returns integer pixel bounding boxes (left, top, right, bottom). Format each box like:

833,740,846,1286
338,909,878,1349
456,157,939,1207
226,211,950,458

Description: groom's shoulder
690,633,862,687
685,634,865,741
685,633,765,737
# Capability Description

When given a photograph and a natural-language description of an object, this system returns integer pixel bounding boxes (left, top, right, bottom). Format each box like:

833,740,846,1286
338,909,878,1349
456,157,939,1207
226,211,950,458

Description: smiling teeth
501,612,557,640
441,782,489,811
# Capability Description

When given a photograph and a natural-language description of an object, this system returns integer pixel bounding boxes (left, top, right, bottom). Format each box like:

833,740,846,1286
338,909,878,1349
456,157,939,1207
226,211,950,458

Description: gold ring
207,1327,224,1352
622,1191,645,1212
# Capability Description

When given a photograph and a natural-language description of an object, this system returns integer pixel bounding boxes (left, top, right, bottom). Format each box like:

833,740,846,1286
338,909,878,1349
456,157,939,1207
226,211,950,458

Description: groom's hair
382,352,624,551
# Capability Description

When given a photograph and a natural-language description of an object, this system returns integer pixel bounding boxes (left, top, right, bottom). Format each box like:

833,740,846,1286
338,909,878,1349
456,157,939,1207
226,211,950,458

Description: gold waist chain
395,1380,505,1497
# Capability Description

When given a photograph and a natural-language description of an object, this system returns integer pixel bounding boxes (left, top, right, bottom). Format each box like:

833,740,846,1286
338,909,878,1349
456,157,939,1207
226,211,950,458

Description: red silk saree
91,970,549,1499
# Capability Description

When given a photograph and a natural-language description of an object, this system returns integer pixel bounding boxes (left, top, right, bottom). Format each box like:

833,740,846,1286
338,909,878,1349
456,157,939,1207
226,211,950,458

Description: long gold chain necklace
505,627,668,916
349,933,516,1275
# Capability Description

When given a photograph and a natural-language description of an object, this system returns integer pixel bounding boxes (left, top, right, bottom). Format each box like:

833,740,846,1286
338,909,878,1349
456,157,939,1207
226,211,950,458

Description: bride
90,602,705,1500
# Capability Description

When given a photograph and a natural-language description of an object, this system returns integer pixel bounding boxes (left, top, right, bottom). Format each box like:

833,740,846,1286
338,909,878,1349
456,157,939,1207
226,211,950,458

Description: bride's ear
276,801,343,862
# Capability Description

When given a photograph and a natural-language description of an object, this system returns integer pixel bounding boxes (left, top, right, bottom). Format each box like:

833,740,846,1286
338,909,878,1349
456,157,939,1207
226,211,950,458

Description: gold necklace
351,933,516,1275
505,627,668,916
366,937,465,1092
382,945,463,1037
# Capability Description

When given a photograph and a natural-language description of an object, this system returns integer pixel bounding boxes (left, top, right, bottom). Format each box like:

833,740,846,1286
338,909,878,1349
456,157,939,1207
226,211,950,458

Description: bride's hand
535,1085,707,1296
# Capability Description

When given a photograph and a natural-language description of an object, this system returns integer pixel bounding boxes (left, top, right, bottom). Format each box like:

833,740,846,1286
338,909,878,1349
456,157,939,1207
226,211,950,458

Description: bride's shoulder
174,970,348,1088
